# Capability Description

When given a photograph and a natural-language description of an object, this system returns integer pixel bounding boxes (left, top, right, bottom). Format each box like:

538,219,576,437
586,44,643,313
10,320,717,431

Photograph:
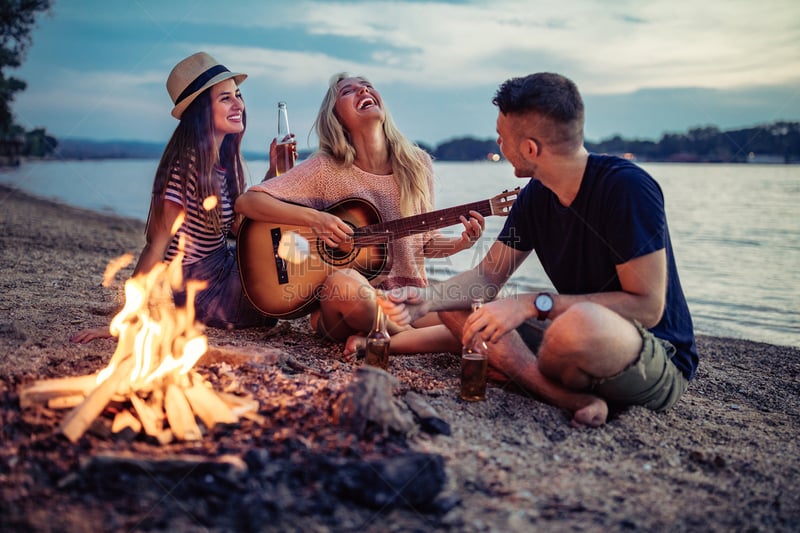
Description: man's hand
380,286,430,326
462,297,530,345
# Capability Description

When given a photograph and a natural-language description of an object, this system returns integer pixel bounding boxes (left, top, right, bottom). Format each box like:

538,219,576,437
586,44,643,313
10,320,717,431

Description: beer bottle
365,296,390,370
460,298,488,401
275,101,296,175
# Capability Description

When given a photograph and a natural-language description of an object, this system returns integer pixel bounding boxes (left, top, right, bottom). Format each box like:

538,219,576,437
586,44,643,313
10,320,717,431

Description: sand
1,183,798,532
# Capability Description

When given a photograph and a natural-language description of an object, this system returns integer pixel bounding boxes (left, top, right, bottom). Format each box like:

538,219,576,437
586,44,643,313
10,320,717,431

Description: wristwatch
534,292,554,321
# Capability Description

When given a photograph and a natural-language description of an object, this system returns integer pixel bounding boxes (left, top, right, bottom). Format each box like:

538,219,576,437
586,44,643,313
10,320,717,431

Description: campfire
20,228,260,444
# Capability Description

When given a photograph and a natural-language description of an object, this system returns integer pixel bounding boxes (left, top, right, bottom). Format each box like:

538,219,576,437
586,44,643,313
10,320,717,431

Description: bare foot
571,396,609,428
343,335,366,363
487,365,511,383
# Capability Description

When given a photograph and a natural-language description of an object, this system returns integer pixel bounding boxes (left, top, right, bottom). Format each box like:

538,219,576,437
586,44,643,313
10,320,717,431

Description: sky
11,0,800,154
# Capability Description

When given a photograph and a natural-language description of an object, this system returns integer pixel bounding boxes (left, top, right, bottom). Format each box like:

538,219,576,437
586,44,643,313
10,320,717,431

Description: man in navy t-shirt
382,72,698,427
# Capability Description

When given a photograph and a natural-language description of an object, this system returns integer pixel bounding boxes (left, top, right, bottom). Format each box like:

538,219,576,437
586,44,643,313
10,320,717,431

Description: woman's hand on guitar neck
423,210,485,258
456,210,485,250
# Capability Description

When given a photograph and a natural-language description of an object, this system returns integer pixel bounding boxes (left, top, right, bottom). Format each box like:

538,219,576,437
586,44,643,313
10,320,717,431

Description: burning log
19,373,100,409
19,239,264,444
183,379,237,429
60,356,136,443
164,382,203,441
403,391,452,436
111,409,142,434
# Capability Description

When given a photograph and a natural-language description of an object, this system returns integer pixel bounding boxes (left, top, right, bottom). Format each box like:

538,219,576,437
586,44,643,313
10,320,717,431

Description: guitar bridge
271,227,289,285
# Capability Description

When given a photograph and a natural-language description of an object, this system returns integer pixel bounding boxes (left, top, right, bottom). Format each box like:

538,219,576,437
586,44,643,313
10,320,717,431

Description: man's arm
461,248,667,345
569,247,667,328
384,241,530,324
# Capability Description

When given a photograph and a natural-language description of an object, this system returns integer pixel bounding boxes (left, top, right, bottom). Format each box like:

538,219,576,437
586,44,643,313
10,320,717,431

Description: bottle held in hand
275,101,296,176
460,299,488,401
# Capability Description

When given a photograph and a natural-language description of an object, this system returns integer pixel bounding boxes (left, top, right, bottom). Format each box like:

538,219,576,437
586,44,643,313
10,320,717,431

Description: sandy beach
1,182,798,532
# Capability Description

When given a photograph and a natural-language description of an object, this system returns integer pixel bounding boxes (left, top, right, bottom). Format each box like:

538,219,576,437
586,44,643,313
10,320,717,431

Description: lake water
1,159,798,348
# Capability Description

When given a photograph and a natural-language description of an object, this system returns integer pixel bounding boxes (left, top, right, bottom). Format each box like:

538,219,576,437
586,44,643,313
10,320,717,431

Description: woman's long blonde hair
313,72,432,216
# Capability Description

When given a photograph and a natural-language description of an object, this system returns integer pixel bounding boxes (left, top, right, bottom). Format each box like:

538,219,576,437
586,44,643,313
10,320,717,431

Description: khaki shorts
517,319,688,412
592,322,688,412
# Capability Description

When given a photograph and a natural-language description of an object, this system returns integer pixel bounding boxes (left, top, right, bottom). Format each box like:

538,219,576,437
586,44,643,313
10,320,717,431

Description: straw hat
166,52,247,119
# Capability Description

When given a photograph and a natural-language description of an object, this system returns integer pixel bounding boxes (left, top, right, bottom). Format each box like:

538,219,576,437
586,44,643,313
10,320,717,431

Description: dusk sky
11,0,800,154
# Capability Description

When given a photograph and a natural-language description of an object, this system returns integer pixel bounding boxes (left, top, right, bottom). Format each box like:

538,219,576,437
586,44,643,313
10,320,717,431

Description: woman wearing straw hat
71,52,276,343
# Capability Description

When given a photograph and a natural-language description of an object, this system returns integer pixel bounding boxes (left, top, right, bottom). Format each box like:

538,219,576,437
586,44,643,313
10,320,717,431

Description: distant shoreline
24,120,800,164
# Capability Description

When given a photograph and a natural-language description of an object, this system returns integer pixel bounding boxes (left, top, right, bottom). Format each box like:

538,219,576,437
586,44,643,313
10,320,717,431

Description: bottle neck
373,304,385,333
278,103,291,139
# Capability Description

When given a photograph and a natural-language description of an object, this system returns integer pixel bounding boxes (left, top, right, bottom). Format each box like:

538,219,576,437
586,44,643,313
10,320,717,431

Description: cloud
250,0,800,93
12,0,800,147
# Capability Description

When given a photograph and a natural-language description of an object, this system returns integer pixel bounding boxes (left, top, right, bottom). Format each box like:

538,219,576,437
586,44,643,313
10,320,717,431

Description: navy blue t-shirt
498,154,698,380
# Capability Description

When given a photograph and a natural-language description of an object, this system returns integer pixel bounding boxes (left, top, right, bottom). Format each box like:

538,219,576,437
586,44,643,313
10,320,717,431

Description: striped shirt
164,167,232,264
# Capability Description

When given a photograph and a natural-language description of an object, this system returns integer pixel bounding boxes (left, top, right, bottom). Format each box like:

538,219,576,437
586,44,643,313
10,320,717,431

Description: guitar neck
354,198,493,244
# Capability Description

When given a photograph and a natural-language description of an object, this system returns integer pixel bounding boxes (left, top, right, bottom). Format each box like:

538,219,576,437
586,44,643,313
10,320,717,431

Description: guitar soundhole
316,221,359,266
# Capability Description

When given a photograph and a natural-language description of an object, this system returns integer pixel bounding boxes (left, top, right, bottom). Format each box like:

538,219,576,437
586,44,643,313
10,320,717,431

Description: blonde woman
236,73,484,352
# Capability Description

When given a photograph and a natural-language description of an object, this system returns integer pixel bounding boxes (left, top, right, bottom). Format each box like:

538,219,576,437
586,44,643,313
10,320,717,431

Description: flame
96,227,207,393
101,253,134,287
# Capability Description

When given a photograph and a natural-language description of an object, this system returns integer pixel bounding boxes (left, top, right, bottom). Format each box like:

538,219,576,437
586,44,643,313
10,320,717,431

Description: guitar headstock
490,187,520,216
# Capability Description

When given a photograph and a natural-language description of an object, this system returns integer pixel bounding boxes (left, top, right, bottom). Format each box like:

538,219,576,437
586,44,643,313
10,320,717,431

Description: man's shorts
517,320,688,412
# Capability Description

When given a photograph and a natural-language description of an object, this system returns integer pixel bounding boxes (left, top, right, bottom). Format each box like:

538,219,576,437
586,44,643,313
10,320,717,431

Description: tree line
51,122,799,163
424,122,800,164
1,1,54,163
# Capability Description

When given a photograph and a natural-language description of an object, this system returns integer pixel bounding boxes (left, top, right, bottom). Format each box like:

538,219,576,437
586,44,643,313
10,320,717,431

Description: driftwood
403,391,452,436
199,344,284,366
78,450,248,477
332,366,415,437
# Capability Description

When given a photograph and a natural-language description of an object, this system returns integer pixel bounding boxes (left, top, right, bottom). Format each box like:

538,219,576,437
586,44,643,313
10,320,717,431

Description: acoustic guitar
237,188,518,319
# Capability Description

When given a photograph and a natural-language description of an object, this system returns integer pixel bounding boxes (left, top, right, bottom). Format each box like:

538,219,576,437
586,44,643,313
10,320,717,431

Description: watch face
536,293,553,312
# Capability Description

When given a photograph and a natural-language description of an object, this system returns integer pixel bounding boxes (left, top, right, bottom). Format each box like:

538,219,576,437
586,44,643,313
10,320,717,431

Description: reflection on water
2,159,798,348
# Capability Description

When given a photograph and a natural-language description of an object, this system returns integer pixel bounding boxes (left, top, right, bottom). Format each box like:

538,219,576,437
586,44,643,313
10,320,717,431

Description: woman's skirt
175,243,277,330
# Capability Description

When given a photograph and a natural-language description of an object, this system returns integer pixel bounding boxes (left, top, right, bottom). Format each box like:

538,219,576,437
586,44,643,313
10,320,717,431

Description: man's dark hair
492,73,584,151
492,72,583,121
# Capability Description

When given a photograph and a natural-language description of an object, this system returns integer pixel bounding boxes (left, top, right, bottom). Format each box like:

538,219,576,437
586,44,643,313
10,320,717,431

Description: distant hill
50,121,800,163
53,138,273,162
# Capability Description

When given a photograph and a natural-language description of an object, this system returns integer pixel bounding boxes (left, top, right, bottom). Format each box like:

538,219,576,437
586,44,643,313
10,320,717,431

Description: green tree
0,0,52,135
22,126,55,155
